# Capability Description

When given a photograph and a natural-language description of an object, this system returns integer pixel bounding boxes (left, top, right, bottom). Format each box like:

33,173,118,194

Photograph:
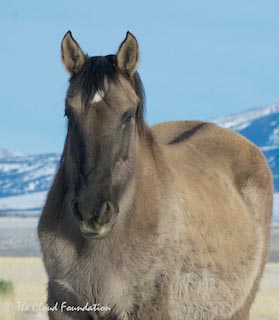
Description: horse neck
119,127,169,223
137,126,168,182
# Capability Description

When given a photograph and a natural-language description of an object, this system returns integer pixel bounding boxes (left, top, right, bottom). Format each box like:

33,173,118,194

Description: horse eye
122,115,133,128
125,116,132,124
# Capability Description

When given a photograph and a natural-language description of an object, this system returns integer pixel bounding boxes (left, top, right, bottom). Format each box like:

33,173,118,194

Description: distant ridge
214,103,279,131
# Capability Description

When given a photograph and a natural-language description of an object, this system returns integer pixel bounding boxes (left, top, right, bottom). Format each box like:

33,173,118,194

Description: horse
38,31,273,320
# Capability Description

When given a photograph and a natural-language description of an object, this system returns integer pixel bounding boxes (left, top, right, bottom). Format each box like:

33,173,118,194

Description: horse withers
38,31,273,320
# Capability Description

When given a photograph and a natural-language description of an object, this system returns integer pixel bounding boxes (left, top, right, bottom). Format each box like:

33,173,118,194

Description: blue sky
1,0,279,154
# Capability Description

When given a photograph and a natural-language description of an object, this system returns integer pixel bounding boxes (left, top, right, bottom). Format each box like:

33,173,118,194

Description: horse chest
63,255,136,318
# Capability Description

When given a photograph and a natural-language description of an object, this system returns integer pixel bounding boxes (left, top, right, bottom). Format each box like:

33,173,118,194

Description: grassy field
0,257,47,320
251,264,279,320
0,257,279,319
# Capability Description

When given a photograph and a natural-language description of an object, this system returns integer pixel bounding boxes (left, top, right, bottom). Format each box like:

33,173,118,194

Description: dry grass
0,257,279,319
251,288,279,320
250,264,279,320
0,257,47,319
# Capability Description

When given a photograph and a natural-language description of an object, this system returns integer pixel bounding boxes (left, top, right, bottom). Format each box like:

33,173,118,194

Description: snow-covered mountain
0,149,59,197
0,150,59,216
0,103,278,218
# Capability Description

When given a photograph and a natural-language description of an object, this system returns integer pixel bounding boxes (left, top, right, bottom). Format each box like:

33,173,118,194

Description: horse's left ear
117,32,139,75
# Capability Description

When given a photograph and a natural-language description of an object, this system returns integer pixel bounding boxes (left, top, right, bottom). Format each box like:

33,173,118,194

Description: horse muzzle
72,201,117,239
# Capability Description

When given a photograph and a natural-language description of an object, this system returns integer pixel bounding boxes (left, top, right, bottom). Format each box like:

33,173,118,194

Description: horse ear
117,32,139,75
61,31,88,75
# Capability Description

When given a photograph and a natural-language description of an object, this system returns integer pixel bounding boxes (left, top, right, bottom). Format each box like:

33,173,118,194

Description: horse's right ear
61,31,88,75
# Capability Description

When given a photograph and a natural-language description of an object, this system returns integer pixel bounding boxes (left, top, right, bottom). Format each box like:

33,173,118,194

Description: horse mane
68,55,146,134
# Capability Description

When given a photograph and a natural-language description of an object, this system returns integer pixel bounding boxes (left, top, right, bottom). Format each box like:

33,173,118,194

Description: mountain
0,149,59,197
0,150,59,216
0,103,278,218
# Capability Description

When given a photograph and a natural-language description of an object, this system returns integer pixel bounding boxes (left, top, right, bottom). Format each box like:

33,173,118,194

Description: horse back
151,120,273,226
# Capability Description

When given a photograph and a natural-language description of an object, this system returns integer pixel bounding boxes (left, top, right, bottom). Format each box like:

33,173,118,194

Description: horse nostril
72,199,113,224
95,201,113,224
